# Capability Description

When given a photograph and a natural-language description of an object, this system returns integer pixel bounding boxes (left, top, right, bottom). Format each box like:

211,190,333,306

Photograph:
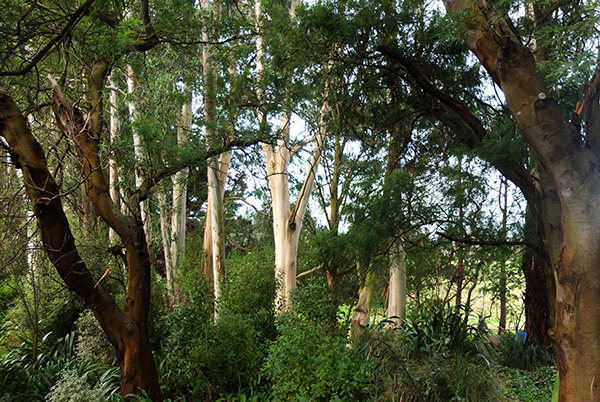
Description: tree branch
436,231,541,254
133,0,159,51
135,138,264,203
0,0,96,77
0,89,125,348
297,264,323,279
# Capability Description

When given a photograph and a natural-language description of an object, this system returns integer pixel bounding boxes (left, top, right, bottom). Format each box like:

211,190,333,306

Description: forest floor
499,365,556,402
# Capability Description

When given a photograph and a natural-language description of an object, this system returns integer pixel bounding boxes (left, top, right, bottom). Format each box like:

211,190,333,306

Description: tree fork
1,85,163,400
443,0,600,399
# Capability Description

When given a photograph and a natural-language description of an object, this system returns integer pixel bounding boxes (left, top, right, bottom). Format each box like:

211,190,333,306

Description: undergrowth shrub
495,332,555,370
356,306,502,402
498,365,556,402
0,331,119,401
74,310,115,365
218,248,277,343
163,249,276,400
264,282,373,402
265,316,372,402
401,305,487,358
46,369,104,402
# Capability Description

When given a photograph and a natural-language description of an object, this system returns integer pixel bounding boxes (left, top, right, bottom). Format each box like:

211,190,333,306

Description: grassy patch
497,365,556,402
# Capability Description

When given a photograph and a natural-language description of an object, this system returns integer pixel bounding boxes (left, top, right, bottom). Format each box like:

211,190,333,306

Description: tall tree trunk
201,0,229,315
255,0,329,310
498,176,508,334
523,248,553,346
388,241,406,324
1,77,163,400
159,88,192,307
169,91,191,305
350,269,375,343
108,73,121,246
127,64,153,253
443,1,600,398
321,131,348,290
384,103,411,324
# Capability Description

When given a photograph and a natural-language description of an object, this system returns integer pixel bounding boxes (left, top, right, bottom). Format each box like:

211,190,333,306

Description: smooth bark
127,64,152,249
0,80,162,400
108,73,121,246
159,89,192,307
201,0,229,314
255,0,329,311
443,0,600,399
388,241,406,324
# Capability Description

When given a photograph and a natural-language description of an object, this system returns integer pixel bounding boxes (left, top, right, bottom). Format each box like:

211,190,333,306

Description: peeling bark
350,270,375,343
443,0,600,399
255,0,329,311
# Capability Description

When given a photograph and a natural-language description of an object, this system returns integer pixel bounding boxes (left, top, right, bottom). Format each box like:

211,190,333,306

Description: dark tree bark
0,85,163,400
523,250,553,347
442,0,600,399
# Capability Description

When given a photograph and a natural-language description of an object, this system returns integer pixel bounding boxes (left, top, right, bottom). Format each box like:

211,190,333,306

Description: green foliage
498,365,556,402
74,310,115,366
264,315,372,402
162,249,276,399
218,247,277,343
355,310,502,402
0,331,119,401
163,295,265,398
495,333,555,371
414,353,502,402
402,306,487,359
291,277,339,327
46,369,104,402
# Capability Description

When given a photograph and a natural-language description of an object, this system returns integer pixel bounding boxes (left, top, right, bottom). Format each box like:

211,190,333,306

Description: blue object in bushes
514,331,527,344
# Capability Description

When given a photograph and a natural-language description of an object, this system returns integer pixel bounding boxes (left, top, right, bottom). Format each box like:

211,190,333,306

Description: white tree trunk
387,240,406,325
108,73,121,245
202,0,230,317
157,90,191,307
260,101,329,310
127,65,152,242
255,0,329,311
169,95,191,305
158,189,174,296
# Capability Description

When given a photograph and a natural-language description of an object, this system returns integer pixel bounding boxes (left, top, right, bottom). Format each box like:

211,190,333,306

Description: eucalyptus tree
0,0,245,399
254,0,335,311
438,2,600,398
361,0,599,397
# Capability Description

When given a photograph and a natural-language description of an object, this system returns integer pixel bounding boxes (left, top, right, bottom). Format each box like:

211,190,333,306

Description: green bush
46,369,104,402
495,333,555,370
264,315,372,402
218,248,277,343
163,249,276,399
291,277,339,328
420,353,501,401
498,365,556,402
401,305,487,358
74,310,115,365
0,331,119,401
354,307,501,402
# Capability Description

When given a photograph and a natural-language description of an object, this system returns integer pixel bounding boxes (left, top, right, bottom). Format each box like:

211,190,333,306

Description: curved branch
135,137,264,202
0,90,125,348
436,231,542,255
0,0,96,77
133,0,159,51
